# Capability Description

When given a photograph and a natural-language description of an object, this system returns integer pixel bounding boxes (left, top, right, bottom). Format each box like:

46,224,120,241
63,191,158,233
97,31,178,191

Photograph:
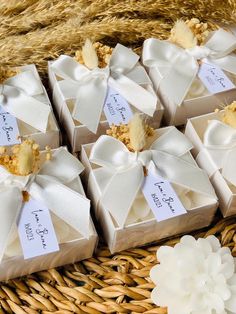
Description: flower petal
206,235,221,252
225,293,236,312
206,252,221,276
208,293,225,313
156,245,173,262
180,235,197,247
150,265,162,284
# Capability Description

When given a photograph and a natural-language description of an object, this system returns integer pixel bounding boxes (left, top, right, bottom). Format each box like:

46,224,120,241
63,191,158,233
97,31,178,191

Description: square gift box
185,107,236,217
0,64,60,149
0,144,97,281
81,125,218,253
48,42,164,152
142,25,236,126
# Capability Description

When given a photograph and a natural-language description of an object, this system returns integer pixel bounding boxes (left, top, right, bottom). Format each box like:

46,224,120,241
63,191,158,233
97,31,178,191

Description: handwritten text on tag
198,61,235,94
142,162,187,222
18,198,59,259
103,87,133,125
0,106,21,146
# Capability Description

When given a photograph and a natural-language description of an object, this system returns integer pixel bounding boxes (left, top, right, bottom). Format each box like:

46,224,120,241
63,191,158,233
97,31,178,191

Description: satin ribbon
142,29,236,107
1,70,51,133
203,119,236,186
51,44,157,133
0,148,90,262
90,127,216,227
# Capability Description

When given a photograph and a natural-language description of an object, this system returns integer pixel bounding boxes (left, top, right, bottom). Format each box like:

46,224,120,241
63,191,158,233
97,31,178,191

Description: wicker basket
0,216,235,314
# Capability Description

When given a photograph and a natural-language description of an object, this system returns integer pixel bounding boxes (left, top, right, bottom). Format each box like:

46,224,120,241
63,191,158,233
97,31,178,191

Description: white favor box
185,111,236,217
81,127,218,253
0,148,98,281
8,65,61,149
147,67,236,126
48,61,164,153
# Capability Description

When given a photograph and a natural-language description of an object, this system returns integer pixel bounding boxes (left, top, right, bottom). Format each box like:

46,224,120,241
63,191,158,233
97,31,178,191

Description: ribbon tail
109,76,157,116
0,187,22,263
152,151,216,199
101,163,144,228
72,78,107,133
30,176,91,239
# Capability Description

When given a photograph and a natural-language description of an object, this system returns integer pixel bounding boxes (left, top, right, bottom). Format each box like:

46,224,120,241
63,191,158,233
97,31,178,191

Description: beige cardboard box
48,61,164,153
185,111,236,217
81,127,218,253
147,66,236,126
7,64,60,149
0,147,98,281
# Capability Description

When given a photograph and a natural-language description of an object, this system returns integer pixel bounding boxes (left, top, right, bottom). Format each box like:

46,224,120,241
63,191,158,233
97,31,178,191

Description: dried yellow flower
0,67,18,84
185,18,209,45
75,41,113,68
169,18,210,49
0,139,41,176
222,101,236,128
106,116,154,152
22,191,30,202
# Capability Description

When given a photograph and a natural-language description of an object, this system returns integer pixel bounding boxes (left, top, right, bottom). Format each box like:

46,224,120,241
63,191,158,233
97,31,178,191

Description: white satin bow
204,119,236,186
51,44,157,133
142,29,236,107
0,148,90,262
1,70,51,133
90,127,216,227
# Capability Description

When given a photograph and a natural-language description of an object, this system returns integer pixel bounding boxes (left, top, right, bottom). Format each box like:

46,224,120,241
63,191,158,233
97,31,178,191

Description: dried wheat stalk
0,0,234,79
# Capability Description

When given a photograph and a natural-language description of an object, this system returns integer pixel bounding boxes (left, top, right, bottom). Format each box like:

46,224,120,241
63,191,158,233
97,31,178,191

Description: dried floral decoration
169,18,209,49
0,140,41,176
0,140,52,201
0,67,18,84
75,39,113,68
106,114,154,152
222,101,236,128
185,18,209,45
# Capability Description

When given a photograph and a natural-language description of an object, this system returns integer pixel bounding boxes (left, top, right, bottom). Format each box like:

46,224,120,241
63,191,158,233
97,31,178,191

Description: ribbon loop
52,44,157,133
109,44,139,74
143,29,236,107
203,119,236,186
0,149,91,262
1,71,51,133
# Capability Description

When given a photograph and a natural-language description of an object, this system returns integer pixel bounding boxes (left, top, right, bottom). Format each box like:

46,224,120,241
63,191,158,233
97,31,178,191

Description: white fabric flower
150,235,236,314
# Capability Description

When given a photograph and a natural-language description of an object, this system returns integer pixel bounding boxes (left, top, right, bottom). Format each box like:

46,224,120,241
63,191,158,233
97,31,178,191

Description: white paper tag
0,106,21,146
103,86,133,125
198,61,235,94
18,198,59,259
142,162,187,222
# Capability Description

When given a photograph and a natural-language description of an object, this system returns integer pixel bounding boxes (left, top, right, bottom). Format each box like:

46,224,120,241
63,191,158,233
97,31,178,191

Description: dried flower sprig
0,140,50,176
222,101,236,128
106,114,154,152
75,39,113,68
0,67,18,84
169,18,210,49
185,18,209,45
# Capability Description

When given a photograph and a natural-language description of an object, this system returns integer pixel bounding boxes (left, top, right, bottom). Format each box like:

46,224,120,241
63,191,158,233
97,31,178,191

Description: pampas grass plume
82,39,98,69
129,114,146,152
169,20,197,48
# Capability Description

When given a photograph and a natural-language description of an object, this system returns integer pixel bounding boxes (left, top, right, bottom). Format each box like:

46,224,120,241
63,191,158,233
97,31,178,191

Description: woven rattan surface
0,216,235,314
